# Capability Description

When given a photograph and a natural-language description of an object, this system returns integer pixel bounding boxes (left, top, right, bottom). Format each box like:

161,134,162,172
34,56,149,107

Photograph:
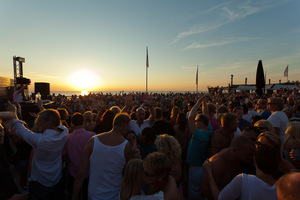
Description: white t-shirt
218,173,278,200
11,120,68,187
129,119,151,135
267,111,289,142
243,110,259,123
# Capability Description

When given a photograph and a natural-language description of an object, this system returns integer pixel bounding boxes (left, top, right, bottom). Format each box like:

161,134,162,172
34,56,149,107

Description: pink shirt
64,128,96,177
210,117,222,131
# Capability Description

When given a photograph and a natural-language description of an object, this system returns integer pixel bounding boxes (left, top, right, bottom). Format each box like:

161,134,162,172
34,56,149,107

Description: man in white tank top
72,113,134,200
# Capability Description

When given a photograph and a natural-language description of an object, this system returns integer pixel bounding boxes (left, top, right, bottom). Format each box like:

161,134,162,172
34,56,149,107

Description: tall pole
146,65,148,94
286,65,289,82
146,47,149,94
196,65,198,93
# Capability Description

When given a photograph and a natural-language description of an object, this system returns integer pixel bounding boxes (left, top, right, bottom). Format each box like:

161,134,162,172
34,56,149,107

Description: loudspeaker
20,102,40,128
35,82,50,99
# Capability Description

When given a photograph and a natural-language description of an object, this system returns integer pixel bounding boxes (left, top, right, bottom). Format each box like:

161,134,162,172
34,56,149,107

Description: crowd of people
1,87,300,200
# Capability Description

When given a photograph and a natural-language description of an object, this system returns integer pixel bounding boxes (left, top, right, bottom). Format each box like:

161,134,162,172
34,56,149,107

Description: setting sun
81,91,88,96
67,70,101,91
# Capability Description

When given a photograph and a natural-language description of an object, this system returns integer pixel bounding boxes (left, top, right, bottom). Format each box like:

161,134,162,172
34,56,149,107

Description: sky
1,0,299,92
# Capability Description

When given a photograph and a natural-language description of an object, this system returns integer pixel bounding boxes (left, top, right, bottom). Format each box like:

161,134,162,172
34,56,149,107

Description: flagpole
286,65,289,82
284,65,289,83
196,65,198,93
264,71,266,95
146,65,148,94
146,47,149,94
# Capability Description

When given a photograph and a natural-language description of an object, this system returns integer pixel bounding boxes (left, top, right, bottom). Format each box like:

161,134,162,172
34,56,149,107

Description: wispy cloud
221,1,263,21
184,37,255,50
173,21,226,43
173,0,278,43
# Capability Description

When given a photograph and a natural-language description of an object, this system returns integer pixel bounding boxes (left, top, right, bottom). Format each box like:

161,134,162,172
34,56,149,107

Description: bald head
276,172,300,200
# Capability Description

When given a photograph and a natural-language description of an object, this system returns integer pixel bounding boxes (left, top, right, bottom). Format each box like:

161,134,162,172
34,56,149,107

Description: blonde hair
283,121,300,149
258,131,281,149
254,119,274,133
110,106,121,115
155,134,182,164
120,159,144,200
83,111,94,123
144,152,171,176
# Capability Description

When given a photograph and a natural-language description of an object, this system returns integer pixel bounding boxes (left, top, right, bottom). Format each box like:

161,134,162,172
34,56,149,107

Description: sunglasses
256,126,267,131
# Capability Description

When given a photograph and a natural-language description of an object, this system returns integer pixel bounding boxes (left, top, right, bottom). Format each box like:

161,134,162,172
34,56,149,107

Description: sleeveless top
88,136,128,200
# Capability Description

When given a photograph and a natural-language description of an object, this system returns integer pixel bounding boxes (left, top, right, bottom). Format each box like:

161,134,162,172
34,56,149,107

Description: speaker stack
35,82,50,100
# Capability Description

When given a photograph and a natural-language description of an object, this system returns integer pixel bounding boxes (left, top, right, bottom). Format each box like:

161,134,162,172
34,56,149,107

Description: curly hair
155,134,182,164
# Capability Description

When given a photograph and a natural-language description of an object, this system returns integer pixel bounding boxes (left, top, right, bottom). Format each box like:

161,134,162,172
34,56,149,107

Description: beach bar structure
208,82,300,95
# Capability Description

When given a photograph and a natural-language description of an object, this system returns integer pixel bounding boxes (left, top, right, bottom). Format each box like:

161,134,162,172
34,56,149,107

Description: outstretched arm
202,96,209,117
188,94,209,134
145,95,156,126
121,95,133,113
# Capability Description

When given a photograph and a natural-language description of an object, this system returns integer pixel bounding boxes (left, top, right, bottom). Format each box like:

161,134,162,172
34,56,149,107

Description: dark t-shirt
152,120,176,136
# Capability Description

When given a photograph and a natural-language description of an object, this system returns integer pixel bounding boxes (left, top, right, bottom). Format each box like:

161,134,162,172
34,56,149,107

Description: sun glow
67,70,101,91
81,91,88,96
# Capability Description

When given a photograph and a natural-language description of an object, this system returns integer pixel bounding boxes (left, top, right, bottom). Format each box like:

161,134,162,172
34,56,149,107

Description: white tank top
88,136,128,200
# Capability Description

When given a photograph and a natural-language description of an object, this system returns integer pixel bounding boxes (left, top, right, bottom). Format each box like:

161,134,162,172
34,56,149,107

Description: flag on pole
284,65,288,77
196,65,198,85
146,47,149,68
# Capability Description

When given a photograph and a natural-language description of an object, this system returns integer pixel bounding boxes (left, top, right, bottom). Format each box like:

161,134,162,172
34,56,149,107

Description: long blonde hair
283,121,300,149
120,159,144,200
155,134,182,164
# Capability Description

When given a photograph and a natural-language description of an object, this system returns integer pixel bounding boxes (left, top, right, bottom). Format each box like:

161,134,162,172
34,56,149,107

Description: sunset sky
1,0,299,92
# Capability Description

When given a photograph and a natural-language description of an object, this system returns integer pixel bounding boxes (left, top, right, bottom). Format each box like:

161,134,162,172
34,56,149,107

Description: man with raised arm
186,93,213,200
123,94,156,136
3,103,68,200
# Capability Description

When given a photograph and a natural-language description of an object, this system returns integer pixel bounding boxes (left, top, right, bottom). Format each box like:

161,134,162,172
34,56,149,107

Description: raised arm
202,96,209,117
121,95,133,113
145,95,156,126
188,94,208,134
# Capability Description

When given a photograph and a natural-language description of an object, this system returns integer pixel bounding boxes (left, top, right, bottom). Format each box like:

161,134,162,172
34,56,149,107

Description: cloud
173,0,277,43
221,1,263,21
173,21,227,43
184,37,255,50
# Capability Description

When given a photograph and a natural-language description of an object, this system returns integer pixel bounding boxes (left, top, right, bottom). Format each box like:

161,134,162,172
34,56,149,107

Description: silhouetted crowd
1,87,300,200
